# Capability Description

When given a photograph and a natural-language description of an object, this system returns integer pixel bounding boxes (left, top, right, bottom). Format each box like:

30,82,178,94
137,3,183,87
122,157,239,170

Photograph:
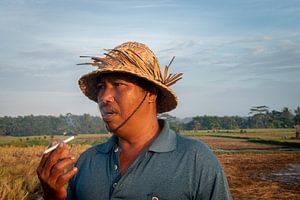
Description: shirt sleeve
196,165,232,200
192,141,232,200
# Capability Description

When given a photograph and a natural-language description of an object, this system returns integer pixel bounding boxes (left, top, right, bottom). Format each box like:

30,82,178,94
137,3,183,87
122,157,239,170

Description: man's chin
105,124,114,132
104,121,120,132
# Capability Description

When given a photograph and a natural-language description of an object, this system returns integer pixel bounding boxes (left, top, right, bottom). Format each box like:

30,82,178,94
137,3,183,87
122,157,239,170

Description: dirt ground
195,136,300,200
218,153,300,200
194,136,285,150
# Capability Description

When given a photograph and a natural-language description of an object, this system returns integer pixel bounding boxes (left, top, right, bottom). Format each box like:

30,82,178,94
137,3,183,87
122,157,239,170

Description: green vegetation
181,129,300,148
0,113,107,136
1,129,299,148
0,106,299,138
0,134,110,147
181,106,299,131
165,106,300,139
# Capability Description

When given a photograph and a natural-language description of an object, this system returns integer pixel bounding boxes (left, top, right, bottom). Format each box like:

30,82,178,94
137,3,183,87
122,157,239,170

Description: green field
182,128,300,148
0,134,111,147
1,128,299,148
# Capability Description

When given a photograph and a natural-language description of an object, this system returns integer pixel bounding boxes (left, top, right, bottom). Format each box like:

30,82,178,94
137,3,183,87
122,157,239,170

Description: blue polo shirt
67,120,232,200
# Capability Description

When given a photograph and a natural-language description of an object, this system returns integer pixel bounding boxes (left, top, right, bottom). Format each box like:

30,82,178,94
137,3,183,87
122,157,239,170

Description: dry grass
0,145,90,200
218,152,300,200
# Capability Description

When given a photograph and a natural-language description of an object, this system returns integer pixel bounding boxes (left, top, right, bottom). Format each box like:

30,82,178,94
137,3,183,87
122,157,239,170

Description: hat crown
103,41,163,83
114,42,158,64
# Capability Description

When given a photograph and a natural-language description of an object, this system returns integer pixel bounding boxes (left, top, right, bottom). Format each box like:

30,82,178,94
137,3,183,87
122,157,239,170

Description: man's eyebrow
114,78,128,82
98,78,125,83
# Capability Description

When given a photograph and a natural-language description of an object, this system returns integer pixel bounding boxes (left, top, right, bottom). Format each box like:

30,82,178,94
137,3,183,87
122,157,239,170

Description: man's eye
97,84,104,90
114,82,124,87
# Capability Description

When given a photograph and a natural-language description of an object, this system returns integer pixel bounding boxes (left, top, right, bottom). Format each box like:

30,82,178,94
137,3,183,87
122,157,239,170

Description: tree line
161,106,300,132
0,113,106,136
0,106,299,136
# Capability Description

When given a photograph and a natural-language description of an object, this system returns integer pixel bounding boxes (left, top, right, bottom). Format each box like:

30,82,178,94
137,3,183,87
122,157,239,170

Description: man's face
97,73,147,131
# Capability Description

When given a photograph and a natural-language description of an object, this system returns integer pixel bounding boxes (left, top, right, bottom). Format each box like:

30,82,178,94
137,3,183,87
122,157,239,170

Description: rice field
0,129,299,200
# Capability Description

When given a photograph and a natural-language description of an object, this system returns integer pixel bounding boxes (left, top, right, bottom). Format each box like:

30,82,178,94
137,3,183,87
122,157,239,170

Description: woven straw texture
78,41,182,113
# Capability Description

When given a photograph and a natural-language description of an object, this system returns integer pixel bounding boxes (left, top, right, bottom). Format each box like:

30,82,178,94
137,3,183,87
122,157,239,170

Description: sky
0,0,300,118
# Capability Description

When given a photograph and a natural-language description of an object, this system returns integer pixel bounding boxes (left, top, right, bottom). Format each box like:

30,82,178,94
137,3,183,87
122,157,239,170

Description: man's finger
56,167,78,188
37,154,50,176
42,143,69,179
48,157,77,183
37,140,60,174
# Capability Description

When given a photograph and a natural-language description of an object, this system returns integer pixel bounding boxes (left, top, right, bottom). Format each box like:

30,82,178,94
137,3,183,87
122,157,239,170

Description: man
37,41,232,200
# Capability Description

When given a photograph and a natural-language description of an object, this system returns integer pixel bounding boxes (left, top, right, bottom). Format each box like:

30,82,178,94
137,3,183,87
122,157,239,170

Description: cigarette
43,136,75,154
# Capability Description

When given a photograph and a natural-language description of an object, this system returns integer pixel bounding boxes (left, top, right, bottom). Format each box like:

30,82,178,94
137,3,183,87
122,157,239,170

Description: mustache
99,103,119,114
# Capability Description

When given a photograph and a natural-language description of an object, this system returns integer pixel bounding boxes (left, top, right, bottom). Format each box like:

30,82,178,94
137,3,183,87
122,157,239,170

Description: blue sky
0,0,299,118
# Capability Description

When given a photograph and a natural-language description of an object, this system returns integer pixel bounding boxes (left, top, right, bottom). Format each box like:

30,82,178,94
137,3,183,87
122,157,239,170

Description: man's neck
117,117,160,151
116,117,161,175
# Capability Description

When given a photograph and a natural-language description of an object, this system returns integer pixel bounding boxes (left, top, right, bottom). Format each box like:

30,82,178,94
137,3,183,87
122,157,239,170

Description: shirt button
152,197,159,200
113,164,118,171
114,147,119,153
112,182,117,188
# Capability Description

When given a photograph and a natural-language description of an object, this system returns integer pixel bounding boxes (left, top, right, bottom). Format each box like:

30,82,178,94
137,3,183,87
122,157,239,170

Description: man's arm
196,165,232,200
36,141,77,200
191,141,232,200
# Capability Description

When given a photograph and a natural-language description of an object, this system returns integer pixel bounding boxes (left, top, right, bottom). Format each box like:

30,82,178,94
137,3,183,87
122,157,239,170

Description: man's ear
147,92,157,103
146,86,158,103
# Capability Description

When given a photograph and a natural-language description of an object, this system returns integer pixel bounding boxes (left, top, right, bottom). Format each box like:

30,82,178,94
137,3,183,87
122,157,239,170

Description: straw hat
78,41,183,113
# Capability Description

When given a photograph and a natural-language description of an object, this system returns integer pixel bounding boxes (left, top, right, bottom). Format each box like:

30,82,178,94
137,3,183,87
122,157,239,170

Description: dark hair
135,77,158,95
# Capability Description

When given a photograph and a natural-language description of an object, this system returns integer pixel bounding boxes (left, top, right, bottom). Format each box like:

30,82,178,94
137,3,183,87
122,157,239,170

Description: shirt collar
96,119,177,154
148,119,177,153
96,134,118,153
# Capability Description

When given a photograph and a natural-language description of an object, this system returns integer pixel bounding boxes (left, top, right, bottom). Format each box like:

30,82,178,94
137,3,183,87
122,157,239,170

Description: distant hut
295,114,300,139
295,125,300,139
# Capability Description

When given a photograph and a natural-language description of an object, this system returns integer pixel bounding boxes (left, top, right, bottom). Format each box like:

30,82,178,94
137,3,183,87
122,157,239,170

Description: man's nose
97,86,114,104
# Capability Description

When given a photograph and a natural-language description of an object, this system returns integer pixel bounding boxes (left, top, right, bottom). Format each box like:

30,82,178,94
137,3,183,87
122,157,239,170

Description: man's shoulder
175,133,220,168
176,133,211,153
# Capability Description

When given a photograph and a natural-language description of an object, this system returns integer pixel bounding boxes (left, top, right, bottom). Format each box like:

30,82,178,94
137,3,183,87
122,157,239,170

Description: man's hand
36,141,78,200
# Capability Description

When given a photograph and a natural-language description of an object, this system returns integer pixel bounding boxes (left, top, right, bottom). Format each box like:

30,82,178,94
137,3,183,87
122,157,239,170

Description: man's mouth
101,112,116,120
100,108,118,121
